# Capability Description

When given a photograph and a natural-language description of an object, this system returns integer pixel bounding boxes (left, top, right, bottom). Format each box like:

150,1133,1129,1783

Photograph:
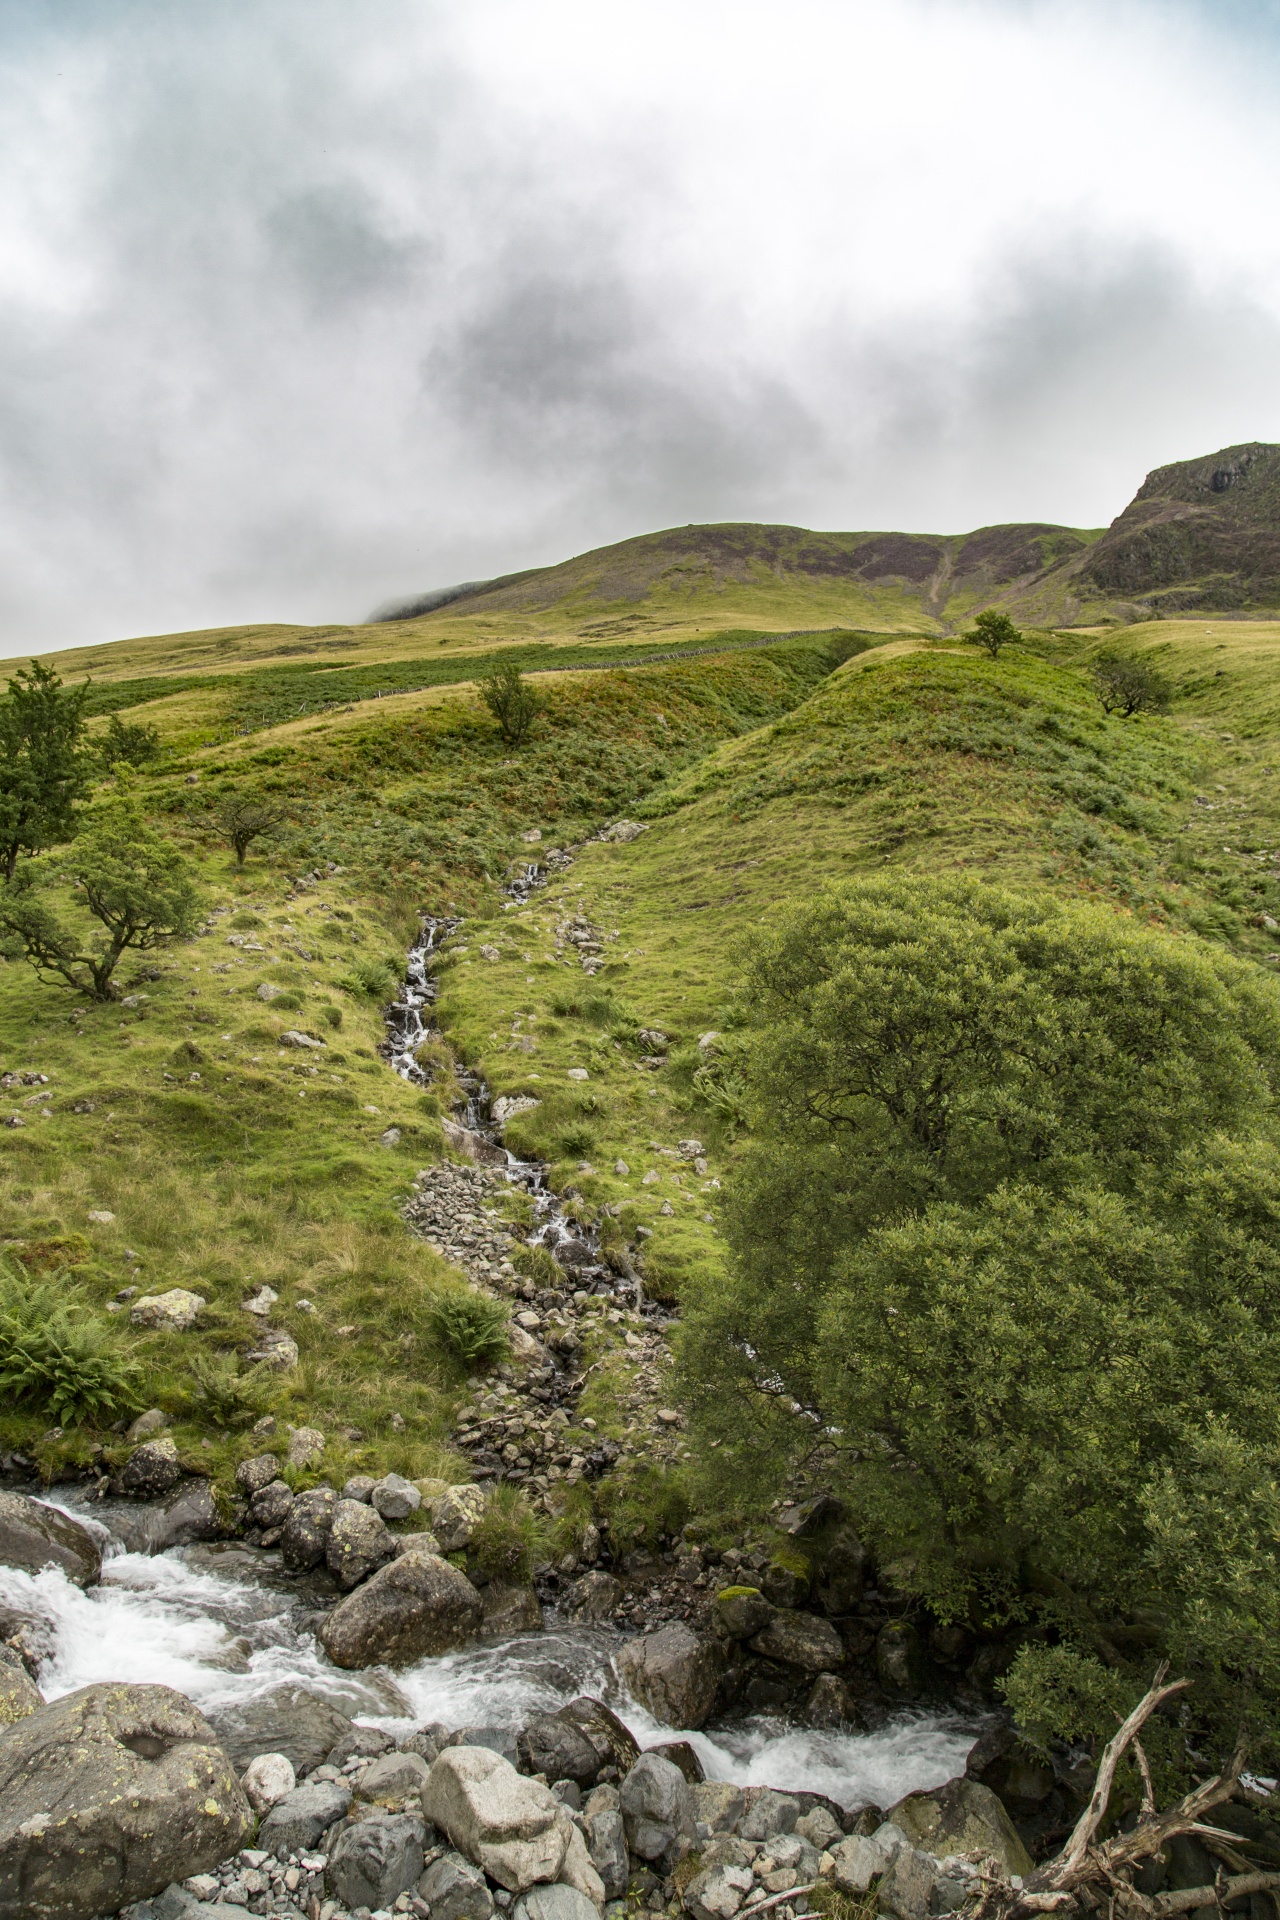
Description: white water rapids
2,1498,978,1812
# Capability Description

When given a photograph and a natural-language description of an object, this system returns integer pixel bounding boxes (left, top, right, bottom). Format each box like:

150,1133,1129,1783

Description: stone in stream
256,1776,351,1855
119,1437,183,1498
280,1485,336,1569
516,1711,602,1787
326,1809,425,1909
617,1621,721,1729
109,1480,223,1555
0,1681,251,1920
618,1751,696,1870
208,1683,353,1776
481,1582,544,1637
0,1489,102,1587
748,1608,844,1672
325,1496,398,1588
318,1544,483,1667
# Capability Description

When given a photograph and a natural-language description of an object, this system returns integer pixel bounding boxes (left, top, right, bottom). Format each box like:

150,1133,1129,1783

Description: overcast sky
2,0,1279,650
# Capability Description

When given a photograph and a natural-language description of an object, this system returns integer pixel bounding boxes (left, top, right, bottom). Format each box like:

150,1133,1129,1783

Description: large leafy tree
678,877,1280,1757
0,661,91,880
0,775,204,999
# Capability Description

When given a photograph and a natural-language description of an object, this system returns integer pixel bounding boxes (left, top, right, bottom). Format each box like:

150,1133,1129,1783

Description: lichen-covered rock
208,1683,352,1776
128,1288,205,1331
233,1454,280,1495
0,1648,41,1726
711,1587,773,1640
280,1486,336,1570
119,1437,183,1498
748,1609,844,1672
618,1622,721,1730
0,1490,101,1588
326,1810,425,1909
886,1777,1032,1876
285,1425,325,1469
325,1497,397,1589
371,1472,421,1520
318,1545,483,1668
431,1483,488,1551
0,1682,251,1920
249,1479,295,1529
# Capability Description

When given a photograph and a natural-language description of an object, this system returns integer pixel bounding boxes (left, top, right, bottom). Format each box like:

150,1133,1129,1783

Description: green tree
479,662,546,747
0,775,204,999
96,711,162,769
968,609,1020,657
677,877,1280,1758
217,791,283,866
0,661,91,881
1090,650,1173,717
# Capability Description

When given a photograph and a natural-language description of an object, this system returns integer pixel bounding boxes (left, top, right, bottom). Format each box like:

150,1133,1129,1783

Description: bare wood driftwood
973,1667,1263,1920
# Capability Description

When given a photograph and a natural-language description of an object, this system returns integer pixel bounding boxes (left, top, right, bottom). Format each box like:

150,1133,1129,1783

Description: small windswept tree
479,662,546,747
967,609,1020,658
218,792,283,866
0,775,204,1000
96,712,162,769
1090,649,1173,717
0,661,91,881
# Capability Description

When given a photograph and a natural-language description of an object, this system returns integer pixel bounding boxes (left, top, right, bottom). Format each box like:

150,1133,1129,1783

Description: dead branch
1053,1670,1189,1882
1155,1871,1280,1915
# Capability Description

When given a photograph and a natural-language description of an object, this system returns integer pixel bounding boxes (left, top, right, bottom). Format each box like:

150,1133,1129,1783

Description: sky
2,0,1280,650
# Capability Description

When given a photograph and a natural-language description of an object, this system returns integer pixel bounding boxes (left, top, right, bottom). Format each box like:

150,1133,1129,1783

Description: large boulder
711,1587,773,1640
559,1698,640,1780
0,1491,100,1588
619,1751,696,1870
208,1683,353,1776
0,1682,250,1920
257,1777,351,1855
618,1622,721,1729
326,1498,398,1589
748,1609,844,1672
422,1745,604,1901
280,1486,337,1570
319,1545,483,1668
886,1778,1033,1876
120,1438,183,1499
326,1810,425,1909
517,1714,602,1788
108,1481,222,1555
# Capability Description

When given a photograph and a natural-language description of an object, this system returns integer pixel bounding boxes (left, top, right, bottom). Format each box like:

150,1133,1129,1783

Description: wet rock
372,1471,422,1520
619,1752,696,1870
0,1489,102,1587
0,1681,251,1920
886,1777,1032,1877
0,1648,41,1725
432,1483,488,1551
111,1480,222,1554
649,1740,704,1784
208,1683,353,1776
566,1571,622,1623
806,1672,859,1728
129,1289,205,1331
327,1809,425,1908
682,1862,755,1920
741,1791,800,1841
280,1486,337,1570
513,1885,603,1920
749,1609,843,1672
618,1622,721,1730
319,1544,483,1668
419,1848,495,1920
517,1712,602,1787
585,1808,628,1900
964,1721,1056,1811
876,1620,923,1694
120,1437,183,1498
240,1752,296,1812
249,1479,295,1529
556,1698,640,1781
711,1587,773,1640
326,1497,398,1589
360,1748,431,1802
258,1777,351,1855
234,1454,280,1496
482,1583,545,1637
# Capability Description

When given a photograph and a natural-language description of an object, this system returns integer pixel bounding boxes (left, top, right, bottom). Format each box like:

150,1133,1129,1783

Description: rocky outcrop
618,1622,721,1729
207,1683,352,1776
318,1545,483,1668
0,1682,250,1920
0,1490,101,1587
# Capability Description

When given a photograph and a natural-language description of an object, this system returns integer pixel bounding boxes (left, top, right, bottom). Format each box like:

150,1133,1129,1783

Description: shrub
342,955,402,1000
468,1484,547,1584
0,1265,140,1426
479,663,546,748
427,1289,509,1369
319,1003,343,1029
186,1353,276,1428
1090,651,1173,717
218,794,283,866
97,713,162,769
